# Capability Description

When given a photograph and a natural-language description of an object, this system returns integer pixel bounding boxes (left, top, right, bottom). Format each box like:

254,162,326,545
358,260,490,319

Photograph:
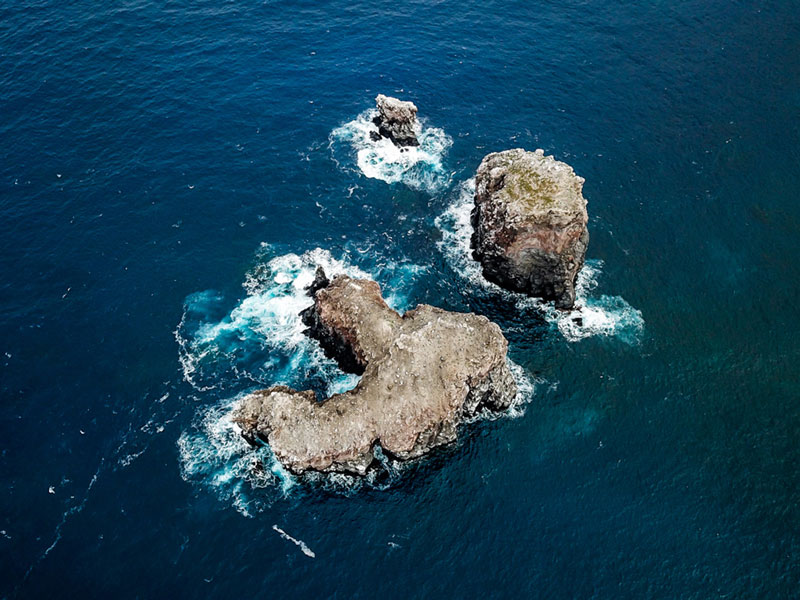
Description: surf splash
435,179,645,343
177,396,294,516
554,264,645,344
176,246,431,508
176,244,541,506
176,247,379,394
329,108,453,193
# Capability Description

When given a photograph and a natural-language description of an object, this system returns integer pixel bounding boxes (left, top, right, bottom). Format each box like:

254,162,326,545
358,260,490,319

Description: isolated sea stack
471,148,589,309
371,94,420,147
233,272,516,475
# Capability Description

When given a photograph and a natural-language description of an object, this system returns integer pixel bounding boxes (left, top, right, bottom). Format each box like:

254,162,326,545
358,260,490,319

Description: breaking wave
329,108,453,193
175,246,420,394
434,179,645,344
177,396,294,516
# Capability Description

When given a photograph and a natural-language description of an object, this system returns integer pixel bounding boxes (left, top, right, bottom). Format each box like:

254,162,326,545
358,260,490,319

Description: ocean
1,0,799,597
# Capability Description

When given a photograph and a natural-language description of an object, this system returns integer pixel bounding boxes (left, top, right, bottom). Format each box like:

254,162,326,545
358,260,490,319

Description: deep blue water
2,0,800,597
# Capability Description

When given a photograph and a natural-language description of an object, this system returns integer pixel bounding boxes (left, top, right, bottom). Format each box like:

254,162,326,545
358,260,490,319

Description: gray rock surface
471,148,589,309
233,273,516,475
371,94,420,147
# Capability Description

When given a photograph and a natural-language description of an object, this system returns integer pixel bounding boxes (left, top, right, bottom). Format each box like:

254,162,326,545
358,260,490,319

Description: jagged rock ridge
370,94,420,147
233,272,516,475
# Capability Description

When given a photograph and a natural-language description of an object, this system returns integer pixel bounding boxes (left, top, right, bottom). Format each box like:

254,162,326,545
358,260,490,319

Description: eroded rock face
233,273,516,475
471,148,589,309
371,94,420,147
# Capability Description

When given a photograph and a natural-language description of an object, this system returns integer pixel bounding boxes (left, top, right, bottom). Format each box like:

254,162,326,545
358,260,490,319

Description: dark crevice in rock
306,266,330,298
300,267,368,375
300,302,366,376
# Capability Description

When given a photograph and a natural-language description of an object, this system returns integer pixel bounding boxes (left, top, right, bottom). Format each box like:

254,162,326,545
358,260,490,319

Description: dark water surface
2,0,799,597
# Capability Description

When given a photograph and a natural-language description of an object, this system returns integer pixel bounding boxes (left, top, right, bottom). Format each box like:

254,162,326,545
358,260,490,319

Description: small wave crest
329,108,453,193
434,179,644,343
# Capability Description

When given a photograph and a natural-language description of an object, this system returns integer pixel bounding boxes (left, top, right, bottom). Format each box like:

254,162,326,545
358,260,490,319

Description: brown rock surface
471,148,589,309
233,274,516,475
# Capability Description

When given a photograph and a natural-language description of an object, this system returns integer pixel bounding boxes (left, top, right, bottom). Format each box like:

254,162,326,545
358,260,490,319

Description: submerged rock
471,148,589,309
370,94,420,147
233,272,516,475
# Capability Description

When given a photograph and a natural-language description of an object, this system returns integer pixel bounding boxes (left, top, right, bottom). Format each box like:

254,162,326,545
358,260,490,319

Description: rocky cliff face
471,148,589,309
233,273,516,475
371,94,420,147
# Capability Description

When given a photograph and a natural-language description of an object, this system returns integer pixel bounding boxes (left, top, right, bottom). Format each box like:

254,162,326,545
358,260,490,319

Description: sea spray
177,395,297,516
435,179,644,343
329,108,453,193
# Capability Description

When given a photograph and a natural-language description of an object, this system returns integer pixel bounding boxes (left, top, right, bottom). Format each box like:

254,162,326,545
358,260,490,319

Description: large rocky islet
234,273,516,475
471,148,589,310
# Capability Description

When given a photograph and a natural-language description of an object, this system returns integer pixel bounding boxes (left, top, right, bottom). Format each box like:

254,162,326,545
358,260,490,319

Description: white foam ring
177,246,432,508
329,108,453,193
434,179,645,344
176,245,545,506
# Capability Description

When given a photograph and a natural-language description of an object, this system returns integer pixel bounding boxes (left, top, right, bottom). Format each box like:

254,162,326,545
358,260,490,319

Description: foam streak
272,525,316,558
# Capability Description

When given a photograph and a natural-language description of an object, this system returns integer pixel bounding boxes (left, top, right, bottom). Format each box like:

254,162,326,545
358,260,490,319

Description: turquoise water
1,0,799,597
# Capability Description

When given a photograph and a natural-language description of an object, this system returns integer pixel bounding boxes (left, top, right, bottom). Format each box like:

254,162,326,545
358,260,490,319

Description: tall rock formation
371,94,420,147
471,148,589,309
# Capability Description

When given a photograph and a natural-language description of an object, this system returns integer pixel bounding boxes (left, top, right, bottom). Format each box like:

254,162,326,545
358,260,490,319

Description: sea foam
329,108,453,193
175,248,372,394
435,179,644,343
176,246,429,508
177,395,295,516
176,244,540,506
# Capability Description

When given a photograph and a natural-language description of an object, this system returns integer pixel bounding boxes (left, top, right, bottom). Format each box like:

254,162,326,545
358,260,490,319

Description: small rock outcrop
370,94,420,147
471,148,589,309
306,266,330,298
233,272,516,475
